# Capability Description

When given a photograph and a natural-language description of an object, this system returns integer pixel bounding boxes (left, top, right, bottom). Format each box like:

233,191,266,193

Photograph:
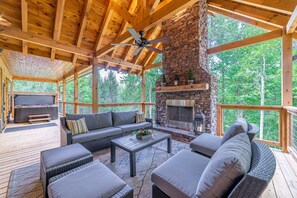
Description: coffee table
111,131,171,177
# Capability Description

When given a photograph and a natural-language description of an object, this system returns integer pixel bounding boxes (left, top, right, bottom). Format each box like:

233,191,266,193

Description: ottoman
40,143,93,197
48,160,133,198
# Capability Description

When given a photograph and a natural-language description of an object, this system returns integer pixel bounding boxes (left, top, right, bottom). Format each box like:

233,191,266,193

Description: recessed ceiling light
0,16,12,27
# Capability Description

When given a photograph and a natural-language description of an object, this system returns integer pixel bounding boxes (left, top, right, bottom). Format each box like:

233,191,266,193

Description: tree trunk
260,56,266,140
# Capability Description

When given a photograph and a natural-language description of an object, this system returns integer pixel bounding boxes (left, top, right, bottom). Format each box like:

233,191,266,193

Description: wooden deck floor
0,121,297,198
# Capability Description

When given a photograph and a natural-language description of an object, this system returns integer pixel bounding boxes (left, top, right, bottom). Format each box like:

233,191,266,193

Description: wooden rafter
287,6,297,34
95,0,197,58
230,0,297,15
208,6,280,31
21,0,28,55
72,0,93,66
98,55,142,70
13,76,57,83
144,62,162,70
51,0,66,60
207,29,282,55
208,0,289,28
110,0,135,25
0,25,93,58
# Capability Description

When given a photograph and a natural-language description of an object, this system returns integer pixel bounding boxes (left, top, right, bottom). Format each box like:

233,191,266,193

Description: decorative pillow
196,133,252,197
221,118,248,145
66,118,89,135
136,112,145,123
112,110,138,126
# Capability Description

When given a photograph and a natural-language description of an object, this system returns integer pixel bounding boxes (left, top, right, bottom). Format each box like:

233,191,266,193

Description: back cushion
221,118,248,145
196,133,252,197
66,112,112,130
112,110,138,126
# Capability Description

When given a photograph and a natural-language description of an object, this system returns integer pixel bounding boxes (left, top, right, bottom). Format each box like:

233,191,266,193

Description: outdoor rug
4,123,58,133
7,140,189,198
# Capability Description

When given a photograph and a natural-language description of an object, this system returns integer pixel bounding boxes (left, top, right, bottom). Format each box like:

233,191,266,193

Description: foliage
188,68,193,80
14,81,55,92
162,73,166,83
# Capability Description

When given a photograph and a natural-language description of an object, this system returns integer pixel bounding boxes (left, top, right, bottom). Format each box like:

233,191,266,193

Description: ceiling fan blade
0,17,12,26
133,47,143,56
146,46,163,54
148,37,170,44
128,28,142,43
111,43,136,46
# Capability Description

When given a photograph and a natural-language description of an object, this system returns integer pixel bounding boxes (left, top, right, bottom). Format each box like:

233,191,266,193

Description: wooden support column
0,68,2,123
11,80,14,118
56,82,59,105
217,105,223,136
5,78,9,126
62,78,66,116
92,64,99,113
74,71,78,114
141,71,146,115
281,29,292,153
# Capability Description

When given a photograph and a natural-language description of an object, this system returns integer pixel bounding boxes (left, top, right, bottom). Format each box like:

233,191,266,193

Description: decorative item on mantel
161,74,166,87
193,112,205,135
174,75,179,86
188,68,194,84
134,129,155,140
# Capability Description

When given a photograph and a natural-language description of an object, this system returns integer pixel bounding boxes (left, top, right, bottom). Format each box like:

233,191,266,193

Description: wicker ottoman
40,143,93,198
48,160,133,198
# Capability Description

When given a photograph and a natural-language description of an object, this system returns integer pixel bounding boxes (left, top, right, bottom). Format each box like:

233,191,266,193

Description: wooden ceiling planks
1,0,297,81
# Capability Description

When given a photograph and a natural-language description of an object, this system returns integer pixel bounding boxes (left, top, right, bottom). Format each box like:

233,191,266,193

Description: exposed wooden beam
21,0,28,55
51,0,66,60
282,30,293,106
207,29,282,55
98,55,143,70
94,0,113,51
208,0,289,28
72,0,93,66
13,76,57,83
208,6,280,31
0,25,93,58
110,0,135,25
144,62,162,70
287,6,297,34
230,0,297,15
95,0,197,58
150,0,161,14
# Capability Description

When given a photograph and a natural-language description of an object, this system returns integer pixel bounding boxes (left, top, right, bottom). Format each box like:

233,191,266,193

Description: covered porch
1,0,297,197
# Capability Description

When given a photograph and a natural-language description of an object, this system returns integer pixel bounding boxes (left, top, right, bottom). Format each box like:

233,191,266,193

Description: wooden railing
217,104,288,152
284,106,297,159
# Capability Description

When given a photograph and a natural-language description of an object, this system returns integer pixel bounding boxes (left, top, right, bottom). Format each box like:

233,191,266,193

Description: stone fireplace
155,0,218,134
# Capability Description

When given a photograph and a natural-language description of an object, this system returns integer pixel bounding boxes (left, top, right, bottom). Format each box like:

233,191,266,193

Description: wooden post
62,78,66,116
74,71,78,114
56,82,59,105
281,29,292,153
0,68,2,123
92,64,99,113
141,71,146,115
4,78,9,126
217,105,223,136
11,80,14,118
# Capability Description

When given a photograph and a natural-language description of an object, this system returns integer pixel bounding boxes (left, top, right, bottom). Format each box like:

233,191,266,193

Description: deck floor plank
0,121,297,197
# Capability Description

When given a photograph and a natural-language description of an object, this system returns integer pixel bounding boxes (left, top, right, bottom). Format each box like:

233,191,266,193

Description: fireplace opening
166,100,195,131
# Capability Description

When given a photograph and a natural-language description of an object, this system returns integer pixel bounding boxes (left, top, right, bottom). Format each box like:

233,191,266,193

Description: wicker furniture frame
152,141,276,198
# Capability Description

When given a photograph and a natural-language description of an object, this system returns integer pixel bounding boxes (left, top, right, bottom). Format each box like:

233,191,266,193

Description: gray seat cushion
221,118,248,145
152,150,210,198
72,127,122,144
66,112,112,130
117,122,152,133
189,133,222,157
196,133,252,197
112,110,138,126
48,160,126,198
41,144,91,170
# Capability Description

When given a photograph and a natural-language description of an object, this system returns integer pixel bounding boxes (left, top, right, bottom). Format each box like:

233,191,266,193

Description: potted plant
188,68,194,84
161,74,166,87
134,129,154,140
174,75,179,86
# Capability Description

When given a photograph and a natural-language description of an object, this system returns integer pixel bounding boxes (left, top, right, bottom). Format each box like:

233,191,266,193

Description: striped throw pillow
136,112,145,123
66,118,89,135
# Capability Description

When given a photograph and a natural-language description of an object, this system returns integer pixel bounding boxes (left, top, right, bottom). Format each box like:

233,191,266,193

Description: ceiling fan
112,28,169,56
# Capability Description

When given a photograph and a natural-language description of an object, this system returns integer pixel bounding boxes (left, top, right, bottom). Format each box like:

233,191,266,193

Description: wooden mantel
153,83,209,93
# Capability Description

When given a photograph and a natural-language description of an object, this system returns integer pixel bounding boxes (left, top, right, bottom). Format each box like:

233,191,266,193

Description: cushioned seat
117,122,151,133
151,150,210,198
48,160,132,198
72,127,122,144
189,133,222,157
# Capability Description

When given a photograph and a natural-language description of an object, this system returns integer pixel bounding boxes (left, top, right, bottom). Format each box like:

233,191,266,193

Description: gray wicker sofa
60,110,152,152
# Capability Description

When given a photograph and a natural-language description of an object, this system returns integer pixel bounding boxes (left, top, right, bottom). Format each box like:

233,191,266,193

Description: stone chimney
155,0,218,133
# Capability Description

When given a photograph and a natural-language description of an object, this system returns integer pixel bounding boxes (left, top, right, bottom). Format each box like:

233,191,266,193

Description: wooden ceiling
0,0,297,82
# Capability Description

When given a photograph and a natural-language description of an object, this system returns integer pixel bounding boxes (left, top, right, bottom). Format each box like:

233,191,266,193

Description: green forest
14,13,296,142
